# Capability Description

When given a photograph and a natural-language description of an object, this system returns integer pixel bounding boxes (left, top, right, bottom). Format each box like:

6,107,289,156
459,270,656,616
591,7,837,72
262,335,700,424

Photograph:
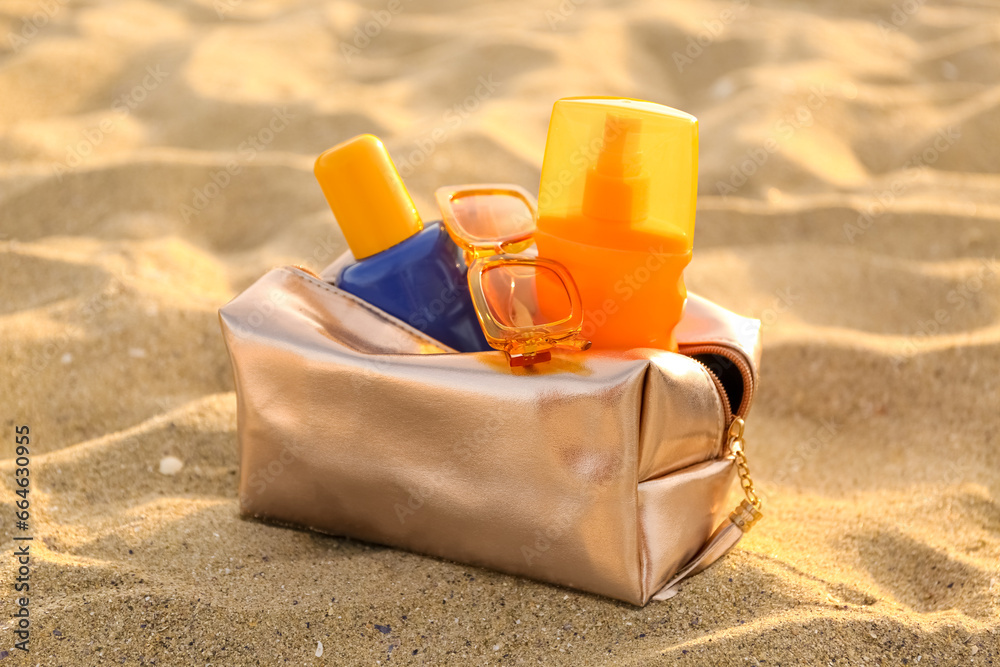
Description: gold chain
727,417,763,532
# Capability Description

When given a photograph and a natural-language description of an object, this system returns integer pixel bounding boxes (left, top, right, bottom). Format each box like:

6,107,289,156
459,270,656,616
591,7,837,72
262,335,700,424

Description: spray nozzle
583,113,650,223
595,114,644,178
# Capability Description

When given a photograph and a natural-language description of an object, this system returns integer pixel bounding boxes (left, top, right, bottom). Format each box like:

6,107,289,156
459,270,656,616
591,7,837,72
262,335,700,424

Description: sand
1,0,999,664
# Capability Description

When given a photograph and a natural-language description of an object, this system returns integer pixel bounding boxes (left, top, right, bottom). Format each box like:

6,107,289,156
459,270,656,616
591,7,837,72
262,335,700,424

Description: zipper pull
726,417,763,532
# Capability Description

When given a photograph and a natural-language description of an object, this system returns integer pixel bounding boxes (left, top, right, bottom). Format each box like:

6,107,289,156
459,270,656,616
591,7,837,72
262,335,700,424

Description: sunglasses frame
436,184,591,367
435,184,538,259
466,254,589,366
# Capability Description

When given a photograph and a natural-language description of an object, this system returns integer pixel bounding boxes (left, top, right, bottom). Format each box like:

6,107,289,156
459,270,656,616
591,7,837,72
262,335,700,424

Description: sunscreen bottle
315,134,490,351
534,97,698,350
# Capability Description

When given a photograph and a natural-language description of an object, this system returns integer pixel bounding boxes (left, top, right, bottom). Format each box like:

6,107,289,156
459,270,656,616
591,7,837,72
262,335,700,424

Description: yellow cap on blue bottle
314,134,423,260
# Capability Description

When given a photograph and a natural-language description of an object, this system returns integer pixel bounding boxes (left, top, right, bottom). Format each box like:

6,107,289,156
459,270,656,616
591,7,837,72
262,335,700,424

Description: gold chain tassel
726,417,763,533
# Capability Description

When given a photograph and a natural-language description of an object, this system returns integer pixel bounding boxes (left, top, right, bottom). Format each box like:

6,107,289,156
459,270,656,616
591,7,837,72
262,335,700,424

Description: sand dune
1,0,998,663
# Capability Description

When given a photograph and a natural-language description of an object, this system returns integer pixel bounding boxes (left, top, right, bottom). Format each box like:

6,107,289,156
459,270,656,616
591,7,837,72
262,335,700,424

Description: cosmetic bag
219,256,763,606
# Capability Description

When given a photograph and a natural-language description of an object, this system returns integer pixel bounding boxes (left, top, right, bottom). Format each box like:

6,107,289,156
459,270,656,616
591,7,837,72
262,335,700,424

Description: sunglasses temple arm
558,337,593,352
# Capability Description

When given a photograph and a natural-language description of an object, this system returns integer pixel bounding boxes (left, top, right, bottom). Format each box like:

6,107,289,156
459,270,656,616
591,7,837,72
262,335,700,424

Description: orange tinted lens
480,263,572,329
447,192,535,245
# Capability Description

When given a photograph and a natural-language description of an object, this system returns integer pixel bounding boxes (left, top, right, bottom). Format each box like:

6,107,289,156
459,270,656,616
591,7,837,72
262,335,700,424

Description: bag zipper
678,343,755,421
682,341,764,534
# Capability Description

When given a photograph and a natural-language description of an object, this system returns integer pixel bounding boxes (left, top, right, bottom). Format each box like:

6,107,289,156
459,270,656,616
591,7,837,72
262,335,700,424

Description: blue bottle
314,134,489,352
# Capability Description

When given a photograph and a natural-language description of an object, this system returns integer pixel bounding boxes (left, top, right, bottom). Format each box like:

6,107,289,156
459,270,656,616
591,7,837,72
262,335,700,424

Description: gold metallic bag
219,260,763,606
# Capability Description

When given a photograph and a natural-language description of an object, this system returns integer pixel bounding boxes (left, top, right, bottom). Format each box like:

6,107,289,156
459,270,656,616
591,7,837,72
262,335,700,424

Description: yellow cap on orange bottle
314,134,423,259
536,97,697,253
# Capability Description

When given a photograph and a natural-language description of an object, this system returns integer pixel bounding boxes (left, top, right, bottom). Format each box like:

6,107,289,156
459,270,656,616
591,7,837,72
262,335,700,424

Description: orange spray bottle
534,97,698,351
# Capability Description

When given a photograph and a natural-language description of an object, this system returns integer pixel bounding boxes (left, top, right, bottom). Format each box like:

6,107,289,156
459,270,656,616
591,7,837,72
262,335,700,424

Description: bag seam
281,266,454,353
637,450,735,487
635,360,652,604
635,358,727,602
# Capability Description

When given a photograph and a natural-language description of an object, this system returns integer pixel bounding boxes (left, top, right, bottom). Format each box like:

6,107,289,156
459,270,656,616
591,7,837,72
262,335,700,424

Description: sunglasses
436,184,591,367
